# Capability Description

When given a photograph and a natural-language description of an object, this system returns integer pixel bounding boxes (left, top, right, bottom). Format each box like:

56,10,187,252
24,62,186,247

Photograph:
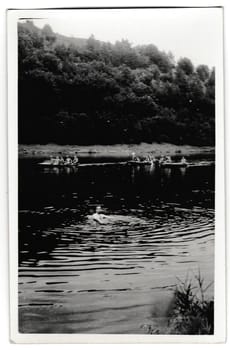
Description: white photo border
7,5,226,344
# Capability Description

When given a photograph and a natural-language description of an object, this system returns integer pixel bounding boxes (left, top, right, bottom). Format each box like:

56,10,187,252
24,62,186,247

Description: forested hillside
18,21,215,145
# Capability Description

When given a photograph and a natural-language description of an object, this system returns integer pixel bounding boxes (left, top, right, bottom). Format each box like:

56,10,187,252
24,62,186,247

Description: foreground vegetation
143,272,214,335
18,21,215,146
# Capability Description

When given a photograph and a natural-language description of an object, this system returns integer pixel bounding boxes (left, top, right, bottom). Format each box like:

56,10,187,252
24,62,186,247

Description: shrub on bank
143,272,214,335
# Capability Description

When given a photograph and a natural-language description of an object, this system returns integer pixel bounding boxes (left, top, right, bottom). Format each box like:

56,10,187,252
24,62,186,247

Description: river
18,154,215,334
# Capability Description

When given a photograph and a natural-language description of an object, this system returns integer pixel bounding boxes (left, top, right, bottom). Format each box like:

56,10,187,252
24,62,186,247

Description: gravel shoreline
19,143,215,159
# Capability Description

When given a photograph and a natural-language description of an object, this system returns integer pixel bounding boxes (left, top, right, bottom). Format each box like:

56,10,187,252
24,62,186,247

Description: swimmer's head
96,206,102,213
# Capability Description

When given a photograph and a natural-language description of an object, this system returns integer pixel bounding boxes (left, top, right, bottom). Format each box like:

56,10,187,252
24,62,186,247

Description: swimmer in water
91,206,109,224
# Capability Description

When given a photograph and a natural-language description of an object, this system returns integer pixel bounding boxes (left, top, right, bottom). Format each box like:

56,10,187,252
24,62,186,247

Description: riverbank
19,143,215,159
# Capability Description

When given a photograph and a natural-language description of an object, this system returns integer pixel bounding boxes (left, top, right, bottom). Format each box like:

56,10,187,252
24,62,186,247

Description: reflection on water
19,157,215,334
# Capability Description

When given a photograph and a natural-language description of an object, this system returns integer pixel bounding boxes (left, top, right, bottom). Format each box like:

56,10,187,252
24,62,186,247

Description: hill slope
18,21,215,146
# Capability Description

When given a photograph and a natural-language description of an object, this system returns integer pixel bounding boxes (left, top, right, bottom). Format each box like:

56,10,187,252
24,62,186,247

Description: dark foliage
143,272,214,335
18,21,215,146
167,273,214,334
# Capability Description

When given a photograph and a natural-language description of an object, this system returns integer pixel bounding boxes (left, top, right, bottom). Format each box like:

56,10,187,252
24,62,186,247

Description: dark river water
18,155,215,334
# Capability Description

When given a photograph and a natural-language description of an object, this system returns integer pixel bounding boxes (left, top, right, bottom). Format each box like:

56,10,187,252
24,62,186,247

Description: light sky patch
28,8,222,68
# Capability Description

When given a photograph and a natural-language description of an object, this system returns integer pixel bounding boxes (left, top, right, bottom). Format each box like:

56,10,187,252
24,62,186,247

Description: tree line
18,21,215,146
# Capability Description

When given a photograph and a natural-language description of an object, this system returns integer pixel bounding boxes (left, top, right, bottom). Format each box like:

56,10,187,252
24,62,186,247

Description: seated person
166,156,172,163
144,155,151,162
49,156,55,165
132,152,140,162
65,156,72,165
72,155,79,165
59,156,65,165
181,156,187,164
53,156,60,165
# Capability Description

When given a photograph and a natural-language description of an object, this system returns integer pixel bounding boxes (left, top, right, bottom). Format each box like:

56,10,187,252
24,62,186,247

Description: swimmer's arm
91,214,105,224
95,217,105,224
100,214,108,219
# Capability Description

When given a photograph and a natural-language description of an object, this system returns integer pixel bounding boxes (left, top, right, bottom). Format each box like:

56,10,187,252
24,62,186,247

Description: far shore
19,143,215,159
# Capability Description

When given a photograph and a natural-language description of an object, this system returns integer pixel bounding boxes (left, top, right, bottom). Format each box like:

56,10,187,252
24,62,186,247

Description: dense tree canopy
18,21,215,145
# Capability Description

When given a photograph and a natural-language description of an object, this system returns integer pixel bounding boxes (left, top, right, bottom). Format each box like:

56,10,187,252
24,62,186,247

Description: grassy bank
143,272,214,335
19,143,215,159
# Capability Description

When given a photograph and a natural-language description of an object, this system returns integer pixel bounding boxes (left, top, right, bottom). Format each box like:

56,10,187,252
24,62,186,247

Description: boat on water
187,161,214,168
38,160,128,168
38,158,214,169
127,159,186,167
161,162,188,168
127,160,154,166
161,161,214,169
38,161,78,167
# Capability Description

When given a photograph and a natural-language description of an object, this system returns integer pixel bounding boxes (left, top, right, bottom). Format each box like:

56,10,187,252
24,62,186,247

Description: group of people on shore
131,152,187,164
49,154,79,166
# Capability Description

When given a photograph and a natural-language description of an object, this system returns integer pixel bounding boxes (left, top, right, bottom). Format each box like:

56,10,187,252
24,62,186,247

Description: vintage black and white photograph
8,6,225,342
